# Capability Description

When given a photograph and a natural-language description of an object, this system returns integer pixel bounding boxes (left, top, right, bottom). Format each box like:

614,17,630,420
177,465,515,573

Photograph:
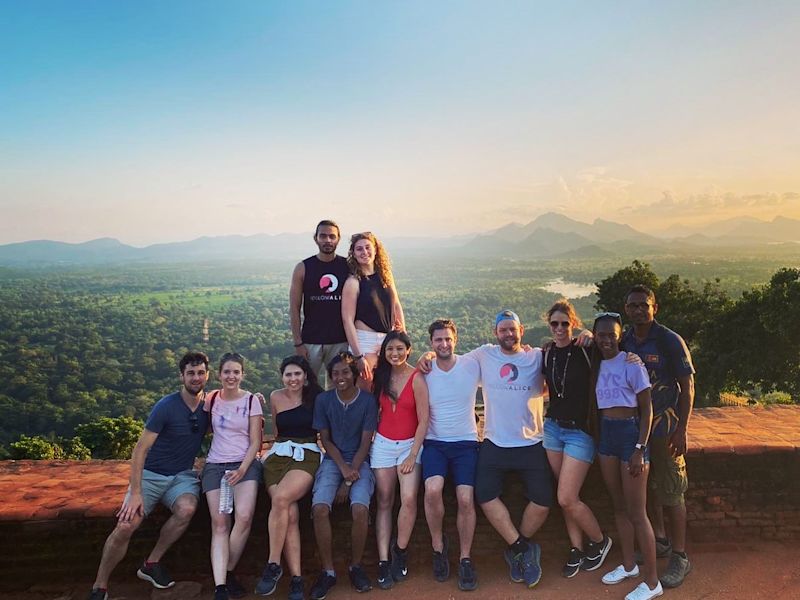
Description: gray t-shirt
313,389,378,462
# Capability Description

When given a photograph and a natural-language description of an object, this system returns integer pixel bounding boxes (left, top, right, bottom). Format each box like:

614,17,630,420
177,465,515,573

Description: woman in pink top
370,331,429,589
201,352,263,600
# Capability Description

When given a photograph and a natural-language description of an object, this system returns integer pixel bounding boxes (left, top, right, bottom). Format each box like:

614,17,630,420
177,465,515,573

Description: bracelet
293,342,304,347
353,354,364,360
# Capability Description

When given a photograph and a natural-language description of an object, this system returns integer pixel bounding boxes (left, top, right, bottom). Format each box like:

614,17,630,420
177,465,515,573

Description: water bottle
218,470,234,514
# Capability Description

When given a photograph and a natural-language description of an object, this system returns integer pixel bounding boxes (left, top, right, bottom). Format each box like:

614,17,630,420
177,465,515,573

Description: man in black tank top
290,220,351,387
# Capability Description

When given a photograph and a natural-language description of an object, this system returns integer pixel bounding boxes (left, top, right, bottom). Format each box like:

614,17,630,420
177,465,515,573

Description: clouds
621,190,800,217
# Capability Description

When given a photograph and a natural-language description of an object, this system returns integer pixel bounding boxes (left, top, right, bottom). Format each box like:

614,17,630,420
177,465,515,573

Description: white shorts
370,432,422,469
352,329,386,356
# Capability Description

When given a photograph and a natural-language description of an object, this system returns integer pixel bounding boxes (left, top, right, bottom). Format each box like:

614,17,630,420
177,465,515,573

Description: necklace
551,345,572,400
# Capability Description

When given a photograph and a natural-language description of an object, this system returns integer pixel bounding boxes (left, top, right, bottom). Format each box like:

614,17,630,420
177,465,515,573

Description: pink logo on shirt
499,363,519,382
319,274,339,293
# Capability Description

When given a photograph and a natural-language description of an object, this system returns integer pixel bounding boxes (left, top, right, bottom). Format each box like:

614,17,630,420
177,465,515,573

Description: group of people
87,220,696,600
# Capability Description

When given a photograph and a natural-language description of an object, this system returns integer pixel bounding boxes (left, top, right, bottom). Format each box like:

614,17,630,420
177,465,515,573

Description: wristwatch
634,443,645,451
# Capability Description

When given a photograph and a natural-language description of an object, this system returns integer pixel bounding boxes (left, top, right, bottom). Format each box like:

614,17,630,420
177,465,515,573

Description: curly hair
346,232,394,288
543,298,583,329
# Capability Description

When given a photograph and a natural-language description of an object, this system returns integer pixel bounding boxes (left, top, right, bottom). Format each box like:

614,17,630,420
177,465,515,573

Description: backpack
207,390,265,434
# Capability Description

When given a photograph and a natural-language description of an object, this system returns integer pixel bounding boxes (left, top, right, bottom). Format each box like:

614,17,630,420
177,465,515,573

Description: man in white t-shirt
420,319,480,591
419,310,551,590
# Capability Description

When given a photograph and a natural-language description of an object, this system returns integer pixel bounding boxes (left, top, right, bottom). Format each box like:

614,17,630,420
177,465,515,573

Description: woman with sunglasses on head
202,353,264,600
255,355,324,600
370,331,429,589
542,300,612,579
591,313,661,600
341,232,405,384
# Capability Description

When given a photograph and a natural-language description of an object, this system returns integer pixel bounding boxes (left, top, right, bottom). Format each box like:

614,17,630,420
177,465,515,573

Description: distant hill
1,212,798,266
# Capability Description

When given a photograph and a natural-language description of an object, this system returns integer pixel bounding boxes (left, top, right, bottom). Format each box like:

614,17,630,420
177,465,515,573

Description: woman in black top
542,300,611,578
341,232,404,383
255,356,323,597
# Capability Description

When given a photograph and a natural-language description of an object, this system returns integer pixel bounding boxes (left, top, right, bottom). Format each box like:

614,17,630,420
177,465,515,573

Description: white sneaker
625,581,664,600
602,564,640,584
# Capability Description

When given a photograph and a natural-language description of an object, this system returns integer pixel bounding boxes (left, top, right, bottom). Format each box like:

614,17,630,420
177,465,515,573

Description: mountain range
1,213,798,266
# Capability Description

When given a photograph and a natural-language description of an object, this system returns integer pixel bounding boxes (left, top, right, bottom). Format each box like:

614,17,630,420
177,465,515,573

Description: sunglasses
549,321,570,328
595,311,623,324
188,413,199,433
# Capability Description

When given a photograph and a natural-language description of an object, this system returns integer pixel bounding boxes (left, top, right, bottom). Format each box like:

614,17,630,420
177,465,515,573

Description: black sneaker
136,562,175,589
432,535,450,582
582,534,613,571
349,564,373,593
376,560,394,590
288,575,305,600
562,547,584,578
226,572,246,599
214,587,230,600
309,572,337,600
390,541,409,581
87,589,108,600
458,558,478,591
255,562,284,596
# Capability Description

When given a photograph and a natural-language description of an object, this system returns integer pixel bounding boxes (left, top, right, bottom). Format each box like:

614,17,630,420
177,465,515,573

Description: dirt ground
14,541,800,600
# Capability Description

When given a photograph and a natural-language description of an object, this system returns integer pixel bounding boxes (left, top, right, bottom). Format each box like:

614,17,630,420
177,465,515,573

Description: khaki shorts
648,435,688,507
263,439,321,488
305,342,349,389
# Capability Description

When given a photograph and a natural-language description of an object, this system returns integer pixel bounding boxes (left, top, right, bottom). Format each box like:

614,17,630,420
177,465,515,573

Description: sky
1,1,799,246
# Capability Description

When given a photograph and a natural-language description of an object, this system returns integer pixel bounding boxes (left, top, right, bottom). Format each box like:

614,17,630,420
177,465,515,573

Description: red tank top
377,370,420,440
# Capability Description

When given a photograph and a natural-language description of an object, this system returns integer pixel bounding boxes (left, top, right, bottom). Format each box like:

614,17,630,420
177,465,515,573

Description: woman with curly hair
341,232,405,382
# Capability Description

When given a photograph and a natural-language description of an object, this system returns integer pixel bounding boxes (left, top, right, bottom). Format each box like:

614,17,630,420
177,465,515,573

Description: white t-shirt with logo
424,354,480,442
466,344,544,448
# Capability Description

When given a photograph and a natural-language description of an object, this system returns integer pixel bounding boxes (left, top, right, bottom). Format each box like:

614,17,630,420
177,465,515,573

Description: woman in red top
370,330,429,589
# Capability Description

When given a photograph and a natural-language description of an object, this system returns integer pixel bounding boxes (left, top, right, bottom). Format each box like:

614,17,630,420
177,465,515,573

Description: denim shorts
312,456,375,508
201,460,262,493
422,439,479,487
126,468,200,516
370,432,422,469
543,418,596,464
598,416,650,463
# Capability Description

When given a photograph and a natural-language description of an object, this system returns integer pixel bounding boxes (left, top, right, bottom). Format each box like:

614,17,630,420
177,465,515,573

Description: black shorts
475,439,553,507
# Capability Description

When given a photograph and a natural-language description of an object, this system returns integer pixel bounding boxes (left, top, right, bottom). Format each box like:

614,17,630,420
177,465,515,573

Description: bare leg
284,503,302,576
556,454,603,547
374,467,397,561
455,485,476,559
396,464,421,550
547,449,583,548
147,494,197,563
92,514,144,588
599,455,636,571
228,480,258,571
480,498,520,545
622,464,659,588
667,503,687,553
648,493,667,539
312,504,334,571
207,489,232,586
267,471,314,564
424,476,446,552
519,501,550,540
351,504,370,566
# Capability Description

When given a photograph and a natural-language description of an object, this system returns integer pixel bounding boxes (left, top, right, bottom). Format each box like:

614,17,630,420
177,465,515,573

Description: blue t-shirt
621,321,695,438
144,392,209,476
313,389,378,462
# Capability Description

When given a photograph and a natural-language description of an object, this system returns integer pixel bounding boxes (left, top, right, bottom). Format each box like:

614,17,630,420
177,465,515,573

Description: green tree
75,416,144,459
61,436,92,460
595,260,659,316
10,435,59,459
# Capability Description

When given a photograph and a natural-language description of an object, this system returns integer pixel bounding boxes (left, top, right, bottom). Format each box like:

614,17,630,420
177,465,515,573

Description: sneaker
255,562,284,596
582,534,613,571
288,576,305,600
376,561,394,590
349,565,373,593
432,535,449,582
503,547,524,583
602,564,640,585
227,572,246,599
457,558,478,591
136,562,175,589
215,587,230,600
659,552,692,588
87,590,108,600
519,541,542,588
309,572,337,600
390,540,409,581
655,537,672,558
625,581,664,600
562,547,584,578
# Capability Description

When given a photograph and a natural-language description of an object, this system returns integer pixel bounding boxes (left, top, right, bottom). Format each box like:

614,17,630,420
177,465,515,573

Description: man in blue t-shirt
87,352,211,600
622,285,695,590
309,351,378,599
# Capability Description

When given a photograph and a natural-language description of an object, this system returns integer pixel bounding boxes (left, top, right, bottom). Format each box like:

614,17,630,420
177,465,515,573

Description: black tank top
275,403,316,439
543,341,592,428
301,255,350,344
355,273,393,333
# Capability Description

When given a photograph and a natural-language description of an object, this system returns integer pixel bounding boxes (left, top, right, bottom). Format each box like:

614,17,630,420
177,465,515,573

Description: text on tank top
355,273,393,333
301,255,349,344
377,370,419,440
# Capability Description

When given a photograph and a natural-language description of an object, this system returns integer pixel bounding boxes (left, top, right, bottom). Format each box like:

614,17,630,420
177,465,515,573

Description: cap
494,309,520,328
